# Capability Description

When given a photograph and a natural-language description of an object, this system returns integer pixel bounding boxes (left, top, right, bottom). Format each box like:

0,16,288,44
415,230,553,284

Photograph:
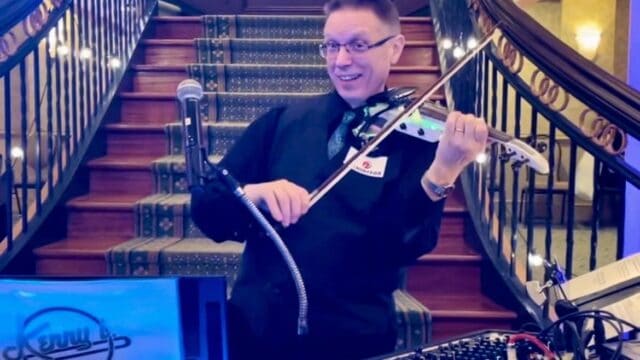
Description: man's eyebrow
323,32,372,42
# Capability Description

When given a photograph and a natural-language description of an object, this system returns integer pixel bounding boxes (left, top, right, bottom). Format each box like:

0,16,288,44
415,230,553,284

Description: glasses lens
319,44,327,58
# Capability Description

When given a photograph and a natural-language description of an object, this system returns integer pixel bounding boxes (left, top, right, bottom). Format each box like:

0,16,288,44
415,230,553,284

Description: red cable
507,333,556,359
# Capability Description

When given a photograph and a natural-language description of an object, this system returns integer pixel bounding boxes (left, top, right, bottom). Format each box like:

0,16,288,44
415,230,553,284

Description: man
190,0,488,358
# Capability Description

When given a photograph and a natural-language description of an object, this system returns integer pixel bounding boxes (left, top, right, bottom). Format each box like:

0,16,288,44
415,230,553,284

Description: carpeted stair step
165,121,247,156
187,64,332,93
118,92,322,125
151,16,434,42
202,15,435,41
151,155,221,195
204,15,325,39
131,64,440,93
141,38,437,67
118,90,444,125
134,193,208,238
191,38,438,67
107,236,244,279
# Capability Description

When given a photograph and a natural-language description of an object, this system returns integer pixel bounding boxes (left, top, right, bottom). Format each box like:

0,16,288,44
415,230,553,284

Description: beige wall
521,0,629,79
501,0,631,202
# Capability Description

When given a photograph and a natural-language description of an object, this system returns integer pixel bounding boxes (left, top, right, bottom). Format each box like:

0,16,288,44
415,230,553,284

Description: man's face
323,7,405,108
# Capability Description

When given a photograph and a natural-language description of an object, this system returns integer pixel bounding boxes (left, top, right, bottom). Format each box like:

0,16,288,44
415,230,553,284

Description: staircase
31,15,516,342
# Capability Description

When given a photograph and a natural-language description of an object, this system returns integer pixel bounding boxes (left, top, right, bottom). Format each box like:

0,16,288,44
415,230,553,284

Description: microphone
177,79,206,187
177,79,309,335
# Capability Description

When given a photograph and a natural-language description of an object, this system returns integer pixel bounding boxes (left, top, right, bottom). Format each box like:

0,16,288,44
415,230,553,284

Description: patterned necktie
327,110,357,159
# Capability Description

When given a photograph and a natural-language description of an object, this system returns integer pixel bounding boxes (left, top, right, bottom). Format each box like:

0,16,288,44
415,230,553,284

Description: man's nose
334,45,353,66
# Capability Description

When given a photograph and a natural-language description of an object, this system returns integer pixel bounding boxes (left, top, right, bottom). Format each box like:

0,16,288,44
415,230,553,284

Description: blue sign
0,278,184,359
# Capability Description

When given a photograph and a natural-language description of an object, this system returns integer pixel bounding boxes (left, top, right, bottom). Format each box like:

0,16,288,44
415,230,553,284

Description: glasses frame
319,35,397,59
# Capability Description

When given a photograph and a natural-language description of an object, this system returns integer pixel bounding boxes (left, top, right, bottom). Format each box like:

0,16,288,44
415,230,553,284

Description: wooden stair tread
118,91,446,101
119,92,176,99
141,39,435,46
443,187,467,213
416,254,481,263
34,238,125,257
67,194,142,210
151,15,433,23
153,16,203,23
86,155,157,169
104,123,165,132
131,64,441,72
142,39,194,45
416,294,517,319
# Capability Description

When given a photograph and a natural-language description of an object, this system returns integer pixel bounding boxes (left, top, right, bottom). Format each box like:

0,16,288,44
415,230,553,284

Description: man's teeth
338,75,360,81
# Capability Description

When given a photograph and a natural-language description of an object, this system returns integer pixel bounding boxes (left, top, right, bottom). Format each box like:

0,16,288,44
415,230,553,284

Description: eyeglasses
319,35,397,58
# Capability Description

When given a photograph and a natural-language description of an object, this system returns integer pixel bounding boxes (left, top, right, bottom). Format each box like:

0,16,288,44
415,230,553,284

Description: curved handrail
430,0,640,327
477,0,640,138
0,0,159,270
0,1,72,75
0,0,42,36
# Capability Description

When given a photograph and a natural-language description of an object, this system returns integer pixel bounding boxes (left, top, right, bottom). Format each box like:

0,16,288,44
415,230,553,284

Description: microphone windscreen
177,79,204,102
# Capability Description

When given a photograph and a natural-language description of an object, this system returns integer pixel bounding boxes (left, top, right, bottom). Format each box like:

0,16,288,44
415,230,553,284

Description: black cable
518,322,543,333
539,309,638,360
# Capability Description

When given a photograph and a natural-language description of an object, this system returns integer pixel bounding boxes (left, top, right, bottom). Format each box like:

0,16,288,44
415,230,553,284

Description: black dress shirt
190,90,445,344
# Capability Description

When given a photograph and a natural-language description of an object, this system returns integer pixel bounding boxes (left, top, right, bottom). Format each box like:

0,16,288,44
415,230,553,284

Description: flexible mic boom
177,79,310,335
177,79,206,187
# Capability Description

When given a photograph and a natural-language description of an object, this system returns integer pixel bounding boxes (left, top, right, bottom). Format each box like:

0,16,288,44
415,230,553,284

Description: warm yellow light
476,152,488,164
108,57,122,69
10,146,24,160
452,46,465,59
575,26,601,60
56,45,70,57
467,37,478,49
528,253,545,267
79,47,92,60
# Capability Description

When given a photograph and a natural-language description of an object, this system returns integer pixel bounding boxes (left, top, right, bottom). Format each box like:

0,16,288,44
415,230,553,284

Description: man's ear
390,34,406,64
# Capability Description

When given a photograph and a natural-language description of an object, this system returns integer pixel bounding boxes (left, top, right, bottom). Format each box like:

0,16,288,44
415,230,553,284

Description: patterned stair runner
195,38,324,65
187,64,331,93
203,15,325,39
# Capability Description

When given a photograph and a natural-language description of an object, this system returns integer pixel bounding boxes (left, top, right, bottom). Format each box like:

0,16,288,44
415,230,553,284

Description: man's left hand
424,111,488,189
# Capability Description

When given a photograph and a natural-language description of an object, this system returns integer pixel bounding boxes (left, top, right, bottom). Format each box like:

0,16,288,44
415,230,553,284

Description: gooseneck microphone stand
177,79,309,335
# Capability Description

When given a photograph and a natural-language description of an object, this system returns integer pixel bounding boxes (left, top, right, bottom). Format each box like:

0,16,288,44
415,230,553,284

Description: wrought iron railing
429,0,640,324
0,0,158,269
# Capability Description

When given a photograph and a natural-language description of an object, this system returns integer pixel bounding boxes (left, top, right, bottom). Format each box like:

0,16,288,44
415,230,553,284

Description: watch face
429,180,454,197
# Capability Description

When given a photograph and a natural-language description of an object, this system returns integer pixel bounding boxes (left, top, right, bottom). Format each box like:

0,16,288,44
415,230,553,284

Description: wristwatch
422,176,455,198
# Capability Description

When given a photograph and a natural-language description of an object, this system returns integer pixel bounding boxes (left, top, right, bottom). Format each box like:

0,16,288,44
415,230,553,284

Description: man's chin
336,89,367,108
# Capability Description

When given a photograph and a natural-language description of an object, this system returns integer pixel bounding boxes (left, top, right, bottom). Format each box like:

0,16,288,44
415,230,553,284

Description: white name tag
344,147,388,178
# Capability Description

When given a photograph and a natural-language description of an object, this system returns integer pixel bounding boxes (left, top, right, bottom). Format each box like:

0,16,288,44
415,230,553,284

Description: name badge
344,147,388,178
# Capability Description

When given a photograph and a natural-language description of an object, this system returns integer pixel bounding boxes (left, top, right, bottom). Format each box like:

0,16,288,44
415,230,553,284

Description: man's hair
323,0,401,34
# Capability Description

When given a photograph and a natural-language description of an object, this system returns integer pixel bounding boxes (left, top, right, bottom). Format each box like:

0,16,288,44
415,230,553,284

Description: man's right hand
243,179,310,227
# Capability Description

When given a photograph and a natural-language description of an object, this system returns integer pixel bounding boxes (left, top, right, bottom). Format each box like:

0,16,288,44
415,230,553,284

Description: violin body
393,101,550,175
368,87,549,175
